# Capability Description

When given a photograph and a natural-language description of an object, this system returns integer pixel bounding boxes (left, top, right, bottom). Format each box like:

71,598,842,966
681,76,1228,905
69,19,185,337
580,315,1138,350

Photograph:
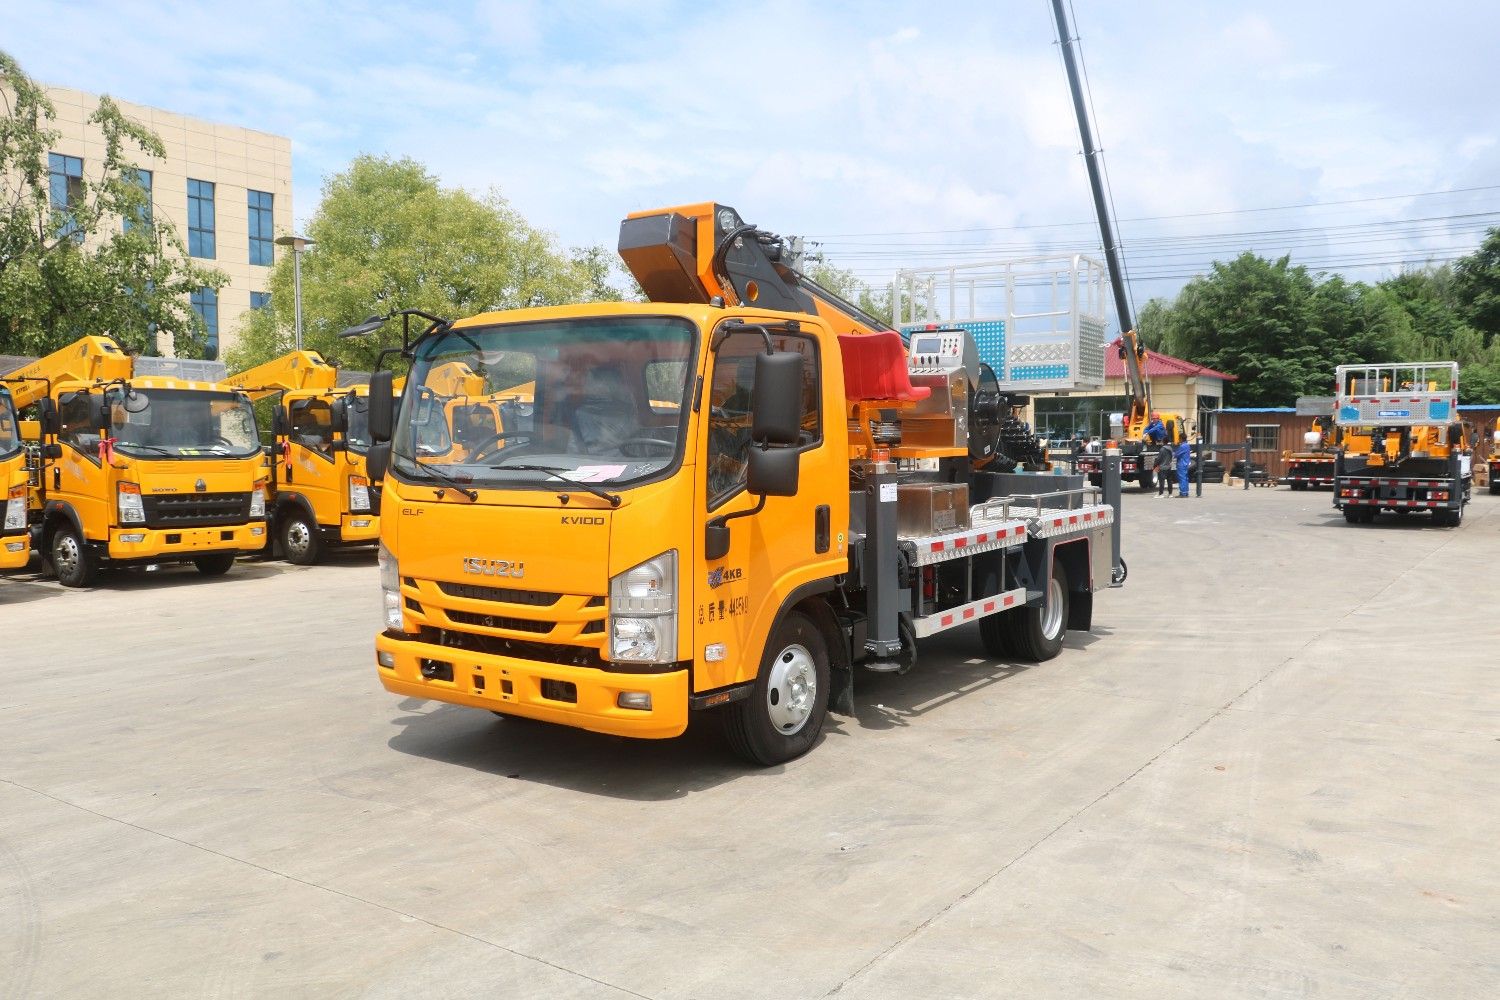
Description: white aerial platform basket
131,356,229,383
893,254,1108,393
1333,362,1458,427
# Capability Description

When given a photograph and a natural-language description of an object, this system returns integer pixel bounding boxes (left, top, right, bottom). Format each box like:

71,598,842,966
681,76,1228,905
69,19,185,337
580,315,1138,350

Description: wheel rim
766,643,817,735
1041,575,1065,640
285,520,311,557
54,533,80,579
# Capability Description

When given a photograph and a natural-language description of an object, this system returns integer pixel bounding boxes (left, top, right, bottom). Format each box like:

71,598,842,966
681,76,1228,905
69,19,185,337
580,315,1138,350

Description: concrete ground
1,486,1496,999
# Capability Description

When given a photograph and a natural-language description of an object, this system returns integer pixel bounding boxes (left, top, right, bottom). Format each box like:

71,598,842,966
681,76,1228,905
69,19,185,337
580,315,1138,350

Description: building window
191,287,219,359
250,291,271,311
1247,425,1280,451
248,190,274,265
48,152,84,241
123,168,153,232
188,179,215,259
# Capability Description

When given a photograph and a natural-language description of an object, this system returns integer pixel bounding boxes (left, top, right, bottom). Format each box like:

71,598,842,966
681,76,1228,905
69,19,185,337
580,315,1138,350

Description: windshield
106,387,261,459
0,390,19,460
392,316,695,491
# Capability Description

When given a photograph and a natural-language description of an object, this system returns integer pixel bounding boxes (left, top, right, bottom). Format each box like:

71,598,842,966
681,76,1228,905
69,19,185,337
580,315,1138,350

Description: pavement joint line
1221,703,1498,740
824,521,1466,996
0,776,657,1000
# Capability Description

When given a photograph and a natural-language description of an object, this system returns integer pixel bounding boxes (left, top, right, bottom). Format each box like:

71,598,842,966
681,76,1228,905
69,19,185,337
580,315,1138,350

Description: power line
807,184,1500,239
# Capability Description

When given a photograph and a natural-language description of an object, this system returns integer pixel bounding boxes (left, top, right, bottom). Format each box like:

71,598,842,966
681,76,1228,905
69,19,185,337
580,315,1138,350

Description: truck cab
0,386,29,570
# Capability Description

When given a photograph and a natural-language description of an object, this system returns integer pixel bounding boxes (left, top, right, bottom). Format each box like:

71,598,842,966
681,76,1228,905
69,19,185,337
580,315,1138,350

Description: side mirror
704,521,731,562
329,398,348,435
37,397,59,436
86,394,108,433
751,351,803,446
271,407,287,438
368,371,395,443
366,442,390,482
747,445,799,497
43,443,63,460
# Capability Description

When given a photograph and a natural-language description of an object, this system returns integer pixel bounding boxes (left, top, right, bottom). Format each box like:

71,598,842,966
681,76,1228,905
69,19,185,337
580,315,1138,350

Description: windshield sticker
562,464,626,483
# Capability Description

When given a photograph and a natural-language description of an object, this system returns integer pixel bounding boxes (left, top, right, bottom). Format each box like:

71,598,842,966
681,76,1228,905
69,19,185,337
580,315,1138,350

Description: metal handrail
972,485,1104,523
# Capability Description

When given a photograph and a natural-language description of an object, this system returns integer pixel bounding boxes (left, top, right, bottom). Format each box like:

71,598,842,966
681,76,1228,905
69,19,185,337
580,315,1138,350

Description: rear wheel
1137,470,1154,491
1343,509,1361,524
193,552,236,576
278,508,323,565
723,610,830,766
50,525,98,588
1489,480,1499,496
1005,562,1069,662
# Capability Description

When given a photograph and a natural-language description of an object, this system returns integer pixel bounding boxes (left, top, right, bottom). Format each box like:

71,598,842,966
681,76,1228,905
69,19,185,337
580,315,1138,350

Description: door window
706,330,820,509
289,398,334,456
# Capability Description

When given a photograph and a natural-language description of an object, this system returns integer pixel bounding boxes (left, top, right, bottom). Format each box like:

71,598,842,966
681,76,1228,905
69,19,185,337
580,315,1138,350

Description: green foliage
226,155,633,372
0,51,225,358
1142,233,1500,405
802,260,894,327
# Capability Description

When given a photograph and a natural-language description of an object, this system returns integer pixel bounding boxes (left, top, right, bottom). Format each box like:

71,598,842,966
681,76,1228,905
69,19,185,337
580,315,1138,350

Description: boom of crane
618,201,1034,469
3,335,134,410
228,350,339,402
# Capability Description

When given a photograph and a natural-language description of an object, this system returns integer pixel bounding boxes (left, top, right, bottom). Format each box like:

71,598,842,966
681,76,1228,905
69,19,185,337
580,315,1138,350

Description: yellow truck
0,384,29,570
229,350,380,564
2,336,267,586
357,203,1120,764
1489,417,1500,495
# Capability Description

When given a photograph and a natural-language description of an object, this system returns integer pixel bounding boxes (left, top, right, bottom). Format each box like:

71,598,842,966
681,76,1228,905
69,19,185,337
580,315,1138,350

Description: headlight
117,482,145,524
4,485,26,532
609,551,676,663
249,483,266,518
379,541,403,632
349,475,371,512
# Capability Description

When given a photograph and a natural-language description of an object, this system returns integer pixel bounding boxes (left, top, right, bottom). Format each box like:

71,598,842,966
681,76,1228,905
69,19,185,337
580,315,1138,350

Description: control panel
907,329,967,376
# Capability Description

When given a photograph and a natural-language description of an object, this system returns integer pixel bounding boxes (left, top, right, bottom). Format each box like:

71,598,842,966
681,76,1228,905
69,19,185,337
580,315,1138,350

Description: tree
1452,227,1500,346
0,51,225,358
802,260,894,327
227,155,627,371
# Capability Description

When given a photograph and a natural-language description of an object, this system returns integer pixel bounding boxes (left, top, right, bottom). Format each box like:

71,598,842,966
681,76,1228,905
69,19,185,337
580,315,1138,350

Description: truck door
286,397,337,521
53,391,110,538
693,327,837,692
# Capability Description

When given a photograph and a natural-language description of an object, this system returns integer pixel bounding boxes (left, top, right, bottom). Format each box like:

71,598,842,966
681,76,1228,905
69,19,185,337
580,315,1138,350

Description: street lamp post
274,234,314,350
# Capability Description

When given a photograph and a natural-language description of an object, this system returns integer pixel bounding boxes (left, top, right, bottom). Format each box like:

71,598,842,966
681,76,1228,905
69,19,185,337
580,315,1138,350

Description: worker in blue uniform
1174,437,1192,497
1143,413,1166,445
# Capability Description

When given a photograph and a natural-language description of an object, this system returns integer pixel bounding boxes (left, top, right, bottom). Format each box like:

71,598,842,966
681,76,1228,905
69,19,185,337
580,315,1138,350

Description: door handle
815,504,830,553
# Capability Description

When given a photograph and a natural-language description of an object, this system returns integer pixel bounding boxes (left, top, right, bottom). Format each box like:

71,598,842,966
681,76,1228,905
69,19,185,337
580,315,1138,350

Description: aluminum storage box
896,482,969,536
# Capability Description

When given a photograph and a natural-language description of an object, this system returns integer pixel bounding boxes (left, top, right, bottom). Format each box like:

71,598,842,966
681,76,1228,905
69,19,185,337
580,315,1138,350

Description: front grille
445,609,552,634
141,491,252,528
418,626,606,670
436,580,561,606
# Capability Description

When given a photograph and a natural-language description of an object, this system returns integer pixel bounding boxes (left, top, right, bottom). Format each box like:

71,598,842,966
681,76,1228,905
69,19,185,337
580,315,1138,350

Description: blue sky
9,0,1499,312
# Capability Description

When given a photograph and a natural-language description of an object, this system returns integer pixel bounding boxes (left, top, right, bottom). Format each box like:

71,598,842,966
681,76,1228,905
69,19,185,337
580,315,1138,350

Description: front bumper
375,632,690,739
0,535,29,570
108,521,267,560
339,513,379,544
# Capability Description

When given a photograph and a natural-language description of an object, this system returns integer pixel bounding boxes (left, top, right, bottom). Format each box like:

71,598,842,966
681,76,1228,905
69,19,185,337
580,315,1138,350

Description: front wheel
1137,470,1155,491
193,552,236,576
723,611,830,766
278,508,323,565
50,525,99,588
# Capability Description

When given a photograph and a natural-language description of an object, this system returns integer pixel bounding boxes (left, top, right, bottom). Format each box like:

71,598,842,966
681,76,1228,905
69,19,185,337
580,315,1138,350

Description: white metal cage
1333,362,1459,427
893,254,1108,393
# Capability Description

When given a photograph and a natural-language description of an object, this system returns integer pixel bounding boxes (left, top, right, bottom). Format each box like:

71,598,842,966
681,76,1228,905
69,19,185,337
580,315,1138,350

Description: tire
979,607,1013,658
1086,473,1102,488
723,610,830,766
1343,509,1362,524
278,508,323,565
193,552,237,576
50,524,99,588
1433,505,1463,528
1137,470,1154,492
1290,480,1307,491
1489,481,1499,495
1005,562,1069,663
1359,509,1376,524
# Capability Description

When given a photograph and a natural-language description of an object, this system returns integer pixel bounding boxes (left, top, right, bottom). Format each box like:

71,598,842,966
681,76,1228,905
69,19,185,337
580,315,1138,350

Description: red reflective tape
983,601,995,613
962,608,975,620
956,537,968,548
940,614,954,627
1004,594,1016,606
930,541,944,552
1069,515,1079,525
1052,518,1063,528
976,532,988,543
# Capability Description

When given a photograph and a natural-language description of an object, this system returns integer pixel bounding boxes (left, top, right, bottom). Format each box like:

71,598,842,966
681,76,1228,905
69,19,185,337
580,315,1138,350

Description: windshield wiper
486,463,622,507
114,442,176,456
407,457,479,501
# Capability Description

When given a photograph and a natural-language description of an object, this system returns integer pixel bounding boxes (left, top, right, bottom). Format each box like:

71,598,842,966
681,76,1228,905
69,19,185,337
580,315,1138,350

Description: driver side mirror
329,398,348,435
751,351,804,446
366,442,390,482
747,445,799,497
368,371,395,443
88,395,109,434
38,397,60,436
271,407,288,438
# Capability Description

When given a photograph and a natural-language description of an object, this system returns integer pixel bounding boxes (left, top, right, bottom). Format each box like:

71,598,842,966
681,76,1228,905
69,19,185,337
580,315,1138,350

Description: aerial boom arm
619,202,892,336
0,335,134,410
228,350,338,402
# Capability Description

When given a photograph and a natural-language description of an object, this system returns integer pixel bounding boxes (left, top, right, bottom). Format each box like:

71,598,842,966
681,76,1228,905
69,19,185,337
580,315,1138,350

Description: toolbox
896,482,970,536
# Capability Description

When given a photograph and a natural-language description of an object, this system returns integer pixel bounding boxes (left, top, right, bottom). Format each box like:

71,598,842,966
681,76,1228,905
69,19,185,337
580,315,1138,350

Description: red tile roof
1104,338,1238,381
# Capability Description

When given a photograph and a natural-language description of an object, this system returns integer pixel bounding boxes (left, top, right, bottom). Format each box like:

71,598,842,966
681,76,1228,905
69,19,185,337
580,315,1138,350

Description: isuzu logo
463,557,524,578
195,478,207,492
